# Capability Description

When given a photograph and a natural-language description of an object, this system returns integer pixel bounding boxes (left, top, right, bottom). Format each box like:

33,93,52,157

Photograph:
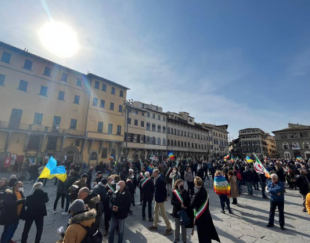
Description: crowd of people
0,157,310,243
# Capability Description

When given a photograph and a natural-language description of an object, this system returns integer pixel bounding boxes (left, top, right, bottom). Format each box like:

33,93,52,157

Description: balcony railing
0,121,85,136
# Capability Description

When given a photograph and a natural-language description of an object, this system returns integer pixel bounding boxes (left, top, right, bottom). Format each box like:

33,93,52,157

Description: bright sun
39,21,80,58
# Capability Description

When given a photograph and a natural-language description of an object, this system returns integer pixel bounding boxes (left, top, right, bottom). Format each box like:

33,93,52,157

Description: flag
296,156,302,161
109,155,115,161
246,156,253,163
253,153,270,178
231,155,235,163
254,162,264,174
168,152,175,161
39,156,67,182
223,154,230,160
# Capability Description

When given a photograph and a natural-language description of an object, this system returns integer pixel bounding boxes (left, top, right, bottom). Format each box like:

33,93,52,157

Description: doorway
9,109,22,129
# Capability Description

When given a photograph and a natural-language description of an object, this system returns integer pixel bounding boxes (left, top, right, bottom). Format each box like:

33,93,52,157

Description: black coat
296,175,310,195
93,182,107,204
140,178,154,201
171,189,190,218
242,170,254,182
126,179,135,195
154,176,167,203
86,170,93,189
110,188,131,219
0,189,25,225
24,189,49,219
191,187,220,243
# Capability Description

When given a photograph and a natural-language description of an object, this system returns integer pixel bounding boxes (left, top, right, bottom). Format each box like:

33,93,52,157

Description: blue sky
1,0,309,138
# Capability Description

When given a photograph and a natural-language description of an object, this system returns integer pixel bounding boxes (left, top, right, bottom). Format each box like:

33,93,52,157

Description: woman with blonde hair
228,170,238,204
214,170,232,214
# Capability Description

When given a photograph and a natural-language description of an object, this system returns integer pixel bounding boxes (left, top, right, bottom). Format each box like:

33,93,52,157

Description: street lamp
123,99,133,162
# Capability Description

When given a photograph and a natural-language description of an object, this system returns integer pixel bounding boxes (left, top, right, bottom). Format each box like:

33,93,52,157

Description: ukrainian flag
246,156,253,163
39,156,67,182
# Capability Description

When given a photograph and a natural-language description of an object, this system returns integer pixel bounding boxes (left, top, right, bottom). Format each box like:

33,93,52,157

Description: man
93,178,108,207
86,166,94,189
243,166,254,196
109,181,131,243
295,168,310,212
0,181,26,243
126,169,136,209
78,187,101,210
266,174,285,230
259,172,268,199
93,171,103,187
63,171,80,215
149,169,172,236
141,172,154,221
104,176,116,236
69,173,88,203
21,182,49,243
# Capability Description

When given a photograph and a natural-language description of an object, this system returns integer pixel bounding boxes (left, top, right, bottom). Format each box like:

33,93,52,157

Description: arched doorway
89,151,98,166
61,146,80,164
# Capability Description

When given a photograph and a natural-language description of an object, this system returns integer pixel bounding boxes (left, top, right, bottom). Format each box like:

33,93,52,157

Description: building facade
266,135,278,158
272,123,310,160
0,41,128,167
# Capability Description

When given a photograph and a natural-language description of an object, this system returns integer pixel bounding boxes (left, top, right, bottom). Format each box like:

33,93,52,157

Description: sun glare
38,21,80,58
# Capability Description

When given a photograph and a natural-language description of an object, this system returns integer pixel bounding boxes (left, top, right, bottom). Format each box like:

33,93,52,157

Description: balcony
0,121,85,136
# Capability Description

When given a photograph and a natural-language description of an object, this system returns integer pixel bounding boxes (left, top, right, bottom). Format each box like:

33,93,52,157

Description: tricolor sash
141,178,151,188
107,184,115,193
173,189,184,204
165,167,172,177
194,194,209,220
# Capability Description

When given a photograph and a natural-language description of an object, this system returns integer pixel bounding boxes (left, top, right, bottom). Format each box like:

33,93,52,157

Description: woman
214,170,232,214
169,167,181,188
228,170,238,204
184,167,194,198
191,176,220,243
171,179,191,243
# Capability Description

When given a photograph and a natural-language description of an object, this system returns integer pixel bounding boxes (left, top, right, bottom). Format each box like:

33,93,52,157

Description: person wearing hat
0,181,26,243
93,171,103,187
8,174,17,188
58,199,97,243
21,182,49,243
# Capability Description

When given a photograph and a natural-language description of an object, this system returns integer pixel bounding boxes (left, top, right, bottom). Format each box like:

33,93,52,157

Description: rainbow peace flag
296,156,302,161
223,154,230,160
246,156,253,163
168,152,175,161
39,156,67,182
109,155,115,161
231,155,235,162
214,176,230,196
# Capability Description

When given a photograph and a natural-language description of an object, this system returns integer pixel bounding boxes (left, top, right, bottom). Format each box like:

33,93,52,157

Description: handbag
177,209,190,226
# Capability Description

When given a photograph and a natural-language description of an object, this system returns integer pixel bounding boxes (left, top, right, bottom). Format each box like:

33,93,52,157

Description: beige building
0,41,128,167
239,128,268,158
266,135,278,158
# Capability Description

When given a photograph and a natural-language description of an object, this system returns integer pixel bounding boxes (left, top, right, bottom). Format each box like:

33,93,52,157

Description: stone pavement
0,172,309,243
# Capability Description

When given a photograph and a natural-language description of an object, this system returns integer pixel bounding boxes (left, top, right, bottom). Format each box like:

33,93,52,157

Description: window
146,122,150,130
53,116,61,129
101,148,108,158
111,87,115,94
163,126,166,133
153,113,155,119
100,100,105,108
118,105,122,112
33,113,43,125
39,86,48,96
127,118,131,124
284,152,291,160
157,138,161,145
163,138,166,146
75,140,80,146
283,143,289,150
76,78,82,87
18,80,28,91
120,90,124,97
23,59,33,70
147,112,150,118
74,95,80,104
158,125,161,132
300,132,308,137
178,130,180,136
93,98,98,106
303,142,310,149
290,133,298,138
94,81,99,89
108,124,113,134
102,84,106,91
152,124,156,131
167,139,170,146
163,117,166,122
139,121,144,127
110,102,114,110
61,73,67,82
0,74,5,86
70,119,77,129
98,122,103,133
1,51,11,63
158,115,161,120
134,119,138,126
142,112,144,116
44,67,51,76
117,125,121,135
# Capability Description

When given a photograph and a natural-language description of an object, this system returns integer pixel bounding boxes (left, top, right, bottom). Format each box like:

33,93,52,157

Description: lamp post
123,99,133,162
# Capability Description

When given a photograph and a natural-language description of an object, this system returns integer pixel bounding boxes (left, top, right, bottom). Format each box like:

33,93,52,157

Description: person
171,179,190,243
184,167,194,198
169,167,181,189
86,166,94,189
93,177,108,208
164,165,173,196
0,178,8,211
63,171,80,215
78,187,101,210
214,170,232,214
109,181,131,243
53,179,66,214
104,176,116,236
149,169,172,236
0,181,26,243
228,170,238,204
266,173,285,230
21,182,49,243
295,168,310,212
259,172,268,199
126,171,136,211
69,173,88,202
8,175,17,188
93,171,103,187
243,166,254,196
191,176,220,243
58,199,97,243
140,172,154,221
196,162,204,182
306,192,310,214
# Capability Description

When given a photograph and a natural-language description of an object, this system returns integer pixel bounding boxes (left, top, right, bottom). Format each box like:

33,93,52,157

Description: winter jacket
57,180,66,194
93,182,107,205
24,189,49,219
140,178,154,201
73,179,87,190
171,189,190,218
242,170,254,182
306,193,310,215
110,187,131,219
184,171,193,183
65,175,80,193
267,180,284,202
8,178,18,187
83,191,101,210
296,175,310,195
126,179,135,195
60,209,96,243
154,176,167,203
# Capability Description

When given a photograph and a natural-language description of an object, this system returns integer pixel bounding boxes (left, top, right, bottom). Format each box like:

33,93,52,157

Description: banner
4,156,11,168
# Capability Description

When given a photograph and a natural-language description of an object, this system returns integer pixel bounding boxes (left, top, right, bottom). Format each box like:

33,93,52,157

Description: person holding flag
38,156,67,183
191,176,220,243
141,172,154,221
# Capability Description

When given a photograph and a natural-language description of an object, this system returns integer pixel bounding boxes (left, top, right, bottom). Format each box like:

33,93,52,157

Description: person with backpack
57,199,98,243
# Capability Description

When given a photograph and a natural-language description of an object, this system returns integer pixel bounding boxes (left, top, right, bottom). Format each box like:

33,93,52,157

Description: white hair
144,172,150,177
129,169,134,173
10,174,17,179
270,174,278,179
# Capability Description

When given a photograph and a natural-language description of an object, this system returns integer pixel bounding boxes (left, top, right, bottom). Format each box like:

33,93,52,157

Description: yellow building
0,41,128,167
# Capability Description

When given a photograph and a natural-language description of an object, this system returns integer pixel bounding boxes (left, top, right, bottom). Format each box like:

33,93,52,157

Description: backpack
236,171,242,181
78,223,103,243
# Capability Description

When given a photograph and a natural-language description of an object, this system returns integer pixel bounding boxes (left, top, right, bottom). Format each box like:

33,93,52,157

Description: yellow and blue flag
246,156,253,163
39,156,67,182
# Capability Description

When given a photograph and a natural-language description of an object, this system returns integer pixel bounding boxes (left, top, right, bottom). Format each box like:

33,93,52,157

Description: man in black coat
295,169,310,212
21,182,49,243
108,181,131,243
259,173,268,199
243,166,254,196
140,172,154,221
86,166,94,189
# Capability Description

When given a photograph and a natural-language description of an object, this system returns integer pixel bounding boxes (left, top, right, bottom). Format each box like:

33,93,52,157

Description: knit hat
69,199,85,213
10,174,17,179
81,173,88,179
101,178,108,185
33,182,43,190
